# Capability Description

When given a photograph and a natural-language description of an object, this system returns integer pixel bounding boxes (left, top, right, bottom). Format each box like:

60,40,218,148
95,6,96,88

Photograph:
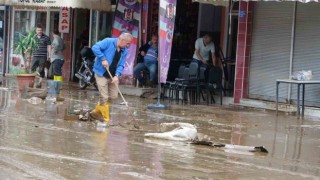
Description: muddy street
0,80,320,179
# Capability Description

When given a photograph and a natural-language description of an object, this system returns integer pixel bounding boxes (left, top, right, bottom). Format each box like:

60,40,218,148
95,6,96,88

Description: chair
219,46,235,94
168,67,190,103
204,66,224,105
170,61,199,104
162,64,186,99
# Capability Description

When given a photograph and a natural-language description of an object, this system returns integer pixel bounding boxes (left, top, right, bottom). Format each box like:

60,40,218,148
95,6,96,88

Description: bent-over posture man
91,33,133,124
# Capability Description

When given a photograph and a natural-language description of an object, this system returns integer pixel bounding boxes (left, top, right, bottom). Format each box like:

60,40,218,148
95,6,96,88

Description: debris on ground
72,104,91,121
140,91,157,99
45,96,57,104
145,122,268,153
21,86,48,100
0,87,10,91
27,97,43,105
191,141,268,153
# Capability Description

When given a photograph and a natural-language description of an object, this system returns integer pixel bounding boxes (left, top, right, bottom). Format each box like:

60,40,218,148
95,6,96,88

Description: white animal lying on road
144,122,268,153
144,122,197,141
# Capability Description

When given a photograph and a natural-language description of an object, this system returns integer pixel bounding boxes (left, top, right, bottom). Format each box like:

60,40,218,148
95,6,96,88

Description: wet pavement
0,78,320,179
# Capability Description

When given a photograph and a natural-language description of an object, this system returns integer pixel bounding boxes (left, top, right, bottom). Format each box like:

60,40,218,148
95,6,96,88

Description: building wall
233,1,253,104
61,8,73,82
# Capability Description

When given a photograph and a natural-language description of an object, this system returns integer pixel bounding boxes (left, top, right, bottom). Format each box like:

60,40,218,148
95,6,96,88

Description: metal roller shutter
249,2,294,102
291,3,320,107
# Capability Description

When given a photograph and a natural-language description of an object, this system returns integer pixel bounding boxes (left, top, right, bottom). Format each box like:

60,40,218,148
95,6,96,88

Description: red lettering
62,7,69,11
61,19,68,24
61,26,68,30
62,12,68,17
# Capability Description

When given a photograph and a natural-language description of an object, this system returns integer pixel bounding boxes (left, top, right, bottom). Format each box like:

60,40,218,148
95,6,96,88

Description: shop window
98,12,113,41
14,11,32,45
90,11,114,46
90,10,98,46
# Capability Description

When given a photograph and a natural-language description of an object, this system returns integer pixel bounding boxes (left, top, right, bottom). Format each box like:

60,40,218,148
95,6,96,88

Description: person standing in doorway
51,29,65,84
31,25,51,78
32,24,51,78
90,32,133,125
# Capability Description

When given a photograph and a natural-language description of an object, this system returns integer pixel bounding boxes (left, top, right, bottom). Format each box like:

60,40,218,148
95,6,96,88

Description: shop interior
72,9,114,81
146,0,239,95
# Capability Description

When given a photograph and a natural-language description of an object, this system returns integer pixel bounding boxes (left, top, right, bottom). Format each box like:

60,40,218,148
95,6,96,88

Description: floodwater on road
0,80,320,179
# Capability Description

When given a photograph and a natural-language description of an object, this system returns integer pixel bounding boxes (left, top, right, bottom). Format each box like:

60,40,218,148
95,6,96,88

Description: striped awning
2,0,112,11
192,0,319,6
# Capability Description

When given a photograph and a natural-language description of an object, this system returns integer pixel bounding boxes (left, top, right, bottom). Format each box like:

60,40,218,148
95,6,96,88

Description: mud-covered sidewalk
0,78,320,179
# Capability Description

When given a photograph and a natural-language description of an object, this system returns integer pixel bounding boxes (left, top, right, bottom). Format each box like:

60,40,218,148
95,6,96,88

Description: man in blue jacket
91,33,133,123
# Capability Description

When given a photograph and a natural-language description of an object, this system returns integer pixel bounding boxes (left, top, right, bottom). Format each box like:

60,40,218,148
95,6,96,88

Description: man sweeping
90,33,133,125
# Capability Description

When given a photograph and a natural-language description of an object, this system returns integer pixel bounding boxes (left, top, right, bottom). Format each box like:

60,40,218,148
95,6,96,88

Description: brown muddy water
0,79,320,179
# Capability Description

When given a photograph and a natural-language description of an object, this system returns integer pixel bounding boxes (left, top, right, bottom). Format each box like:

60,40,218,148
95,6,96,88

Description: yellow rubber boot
91,103,101,114
54,75,63,86
89,103,102,119
100,102,110,122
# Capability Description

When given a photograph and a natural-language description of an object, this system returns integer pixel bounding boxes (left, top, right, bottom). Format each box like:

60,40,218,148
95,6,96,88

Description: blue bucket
47,80,61,95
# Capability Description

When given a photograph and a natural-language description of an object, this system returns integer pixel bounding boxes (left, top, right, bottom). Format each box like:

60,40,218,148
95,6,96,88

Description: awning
3,0,112,11
192,0,319,7
192,0,230,6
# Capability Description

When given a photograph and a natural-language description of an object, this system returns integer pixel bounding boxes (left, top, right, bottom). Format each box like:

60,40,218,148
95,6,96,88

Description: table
276,79,320,118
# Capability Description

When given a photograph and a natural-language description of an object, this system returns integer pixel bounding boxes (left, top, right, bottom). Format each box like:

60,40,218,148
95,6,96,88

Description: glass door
9,8,58,74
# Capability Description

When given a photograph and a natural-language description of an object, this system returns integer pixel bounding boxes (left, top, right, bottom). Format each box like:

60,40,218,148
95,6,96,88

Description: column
233,1,253,104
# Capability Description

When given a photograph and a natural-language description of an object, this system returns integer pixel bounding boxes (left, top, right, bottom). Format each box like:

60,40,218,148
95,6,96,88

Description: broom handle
105,67,128,107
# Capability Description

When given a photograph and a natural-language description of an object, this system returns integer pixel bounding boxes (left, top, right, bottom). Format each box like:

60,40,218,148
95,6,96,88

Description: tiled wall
234,1,253,104
61,9,73,82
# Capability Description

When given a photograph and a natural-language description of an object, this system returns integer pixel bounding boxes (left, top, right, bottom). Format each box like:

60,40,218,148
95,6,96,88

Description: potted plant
14,29,40,91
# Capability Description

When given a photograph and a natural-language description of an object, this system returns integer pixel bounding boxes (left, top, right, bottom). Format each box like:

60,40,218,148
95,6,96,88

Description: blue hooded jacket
91,38,128,77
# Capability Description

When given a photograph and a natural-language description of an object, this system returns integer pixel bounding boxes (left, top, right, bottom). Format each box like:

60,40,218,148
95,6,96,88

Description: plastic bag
291,70,313,81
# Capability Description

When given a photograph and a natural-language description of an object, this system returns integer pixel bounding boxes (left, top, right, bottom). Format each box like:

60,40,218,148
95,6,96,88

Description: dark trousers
31,56,47,78
52,59,64,76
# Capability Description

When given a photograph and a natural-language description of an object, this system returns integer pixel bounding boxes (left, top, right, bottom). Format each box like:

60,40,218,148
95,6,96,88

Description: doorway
72,9,90,81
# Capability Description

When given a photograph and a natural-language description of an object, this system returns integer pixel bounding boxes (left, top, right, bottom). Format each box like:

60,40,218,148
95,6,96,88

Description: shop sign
59,7,70,33
13,0,59,6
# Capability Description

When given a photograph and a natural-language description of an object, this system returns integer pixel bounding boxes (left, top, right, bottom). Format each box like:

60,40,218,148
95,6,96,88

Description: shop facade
8,6,62,74
142,0,234,81
71,8,114,81
234,1,320,107
1,0,114,81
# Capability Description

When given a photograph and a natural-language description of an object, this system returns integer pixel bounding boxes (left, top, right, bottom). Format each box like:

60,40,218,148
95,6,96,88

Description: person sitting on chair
133,34,158,87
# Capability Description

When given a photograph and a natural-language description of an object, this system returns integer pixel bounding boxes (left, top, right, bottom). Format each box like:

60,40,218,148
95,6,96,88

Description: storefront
8,6,60,74
71,8,115,80
2,0,113,81
145,0,229,81
248,2,320,107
